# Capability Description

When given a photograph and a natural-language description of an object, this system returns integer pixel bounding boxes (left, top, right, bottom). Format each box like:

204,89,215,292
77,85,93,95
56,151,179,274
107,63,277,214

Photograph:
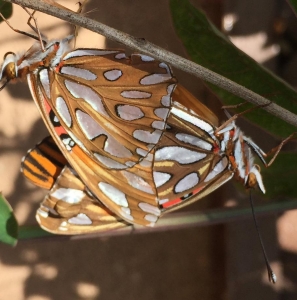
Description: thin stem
18,199,297,240
3,0,297,128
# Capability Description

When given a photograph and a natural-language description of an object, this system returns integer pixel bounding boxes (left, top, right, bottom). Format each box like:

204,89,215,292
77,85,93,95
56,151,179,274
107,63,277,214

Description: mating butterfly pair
1,34,269,233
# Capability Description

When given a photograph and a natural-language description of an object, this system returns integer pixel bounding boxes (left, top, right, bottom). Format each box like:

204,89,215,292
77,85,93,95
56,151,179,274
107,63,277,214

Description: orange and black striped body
21,136,67,189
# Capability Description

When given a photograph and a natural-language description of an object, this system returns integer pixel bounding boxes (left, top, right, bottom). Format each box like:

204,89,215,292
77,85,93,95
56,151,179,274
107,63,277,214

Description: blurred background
0,0,297,299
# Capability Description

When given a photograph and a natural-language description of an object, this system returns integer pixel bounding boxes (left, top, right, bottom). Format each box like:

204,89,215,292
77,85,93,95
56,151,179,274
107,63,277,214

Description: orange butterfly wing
28,48,176,226
21,136,129,234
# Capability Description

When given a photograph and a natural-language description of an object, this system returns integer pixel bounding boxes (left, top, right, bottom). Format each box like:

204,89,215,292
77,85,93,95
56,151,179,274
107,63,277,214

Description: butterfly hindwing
21,136,129,234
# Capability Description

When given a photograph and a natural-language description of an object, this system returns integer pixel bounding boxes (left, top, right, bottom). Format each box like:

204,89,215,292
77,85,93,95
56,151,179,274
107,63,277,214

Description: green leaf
0,193,18,246
261,152,297,199
169,0,297,138
19,225,53,239
0,0,12,20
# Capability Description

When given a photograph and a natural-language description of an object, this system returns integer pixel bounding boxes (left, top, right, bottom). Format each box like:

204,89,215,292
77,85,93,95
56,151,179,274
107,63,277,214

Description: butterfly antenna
0,10,42,43
249,190,277,283
0,80,8,91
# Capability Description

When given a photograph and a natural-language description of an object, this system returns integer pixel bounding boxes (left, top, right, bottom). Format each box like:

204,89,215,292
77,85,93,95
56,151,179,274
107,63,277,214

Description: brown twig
3,0,297,128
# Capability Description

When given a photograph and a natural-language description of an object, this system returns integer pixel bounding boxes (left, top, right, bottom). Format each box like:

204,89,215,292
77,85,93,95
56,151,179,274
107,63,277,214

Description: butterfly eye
2,62,17,80
0,52,18,89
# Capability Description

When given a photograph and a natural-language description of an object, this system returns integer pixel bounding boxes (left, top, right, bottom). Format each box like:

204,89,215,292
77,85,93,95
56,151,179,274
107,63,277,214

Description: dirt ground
0,0,297,299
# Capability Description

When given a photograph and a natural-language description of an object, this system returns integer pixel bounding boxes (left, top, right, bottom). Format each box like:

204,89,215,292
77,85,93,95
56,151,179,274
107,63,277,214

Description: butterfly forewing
52,50,175,167
27,47,176,226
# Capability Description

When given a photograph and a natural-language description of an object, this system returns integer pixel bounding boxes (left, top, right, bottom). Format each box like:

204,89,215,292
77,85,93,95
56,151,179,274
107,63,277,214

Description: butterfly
21,136,129,234
0,33,273,228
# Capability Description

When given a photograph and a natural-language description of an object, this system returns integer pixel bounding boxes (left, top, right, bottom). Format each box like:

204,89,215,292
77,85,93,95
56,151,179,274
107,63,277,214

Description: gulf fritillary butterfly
0,33,271,228
21,136,129,234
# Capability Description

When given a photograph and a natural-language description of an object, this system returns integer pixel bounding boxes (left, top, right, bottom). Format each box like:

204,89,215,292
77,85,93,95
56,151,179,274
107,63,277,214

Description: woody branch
4,0,297,128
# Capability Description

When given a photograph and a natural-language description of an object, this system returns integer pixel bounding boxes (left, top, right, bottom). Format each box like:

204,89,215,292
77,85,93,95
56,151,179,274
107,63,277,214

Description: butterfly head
0,52,19,90
0,35,74,91
245,164,266,193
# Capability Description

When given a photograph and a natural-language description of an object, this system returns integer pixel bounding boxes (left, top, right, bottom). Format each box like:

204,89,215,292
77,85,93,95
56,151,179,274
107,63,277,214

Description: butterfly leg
221,101,249,110
263,132,297,167
72,1,89,48
215,101,272,134
22,7,47,50
0,9,40,42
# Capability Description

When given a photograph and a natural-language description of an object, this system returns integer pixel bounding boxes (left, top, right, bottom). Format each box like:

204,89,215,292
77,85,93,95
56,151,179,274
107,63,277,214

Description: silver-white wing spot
39,69,50,98
122,171,154,194
98,182,128,207
171,107,214,134
121,90,152,99
63,49,119,60
153,172,171,188
61,66,97,80
56,96,72,127
125,161,136,167
116,105,144,121
68,213,92,225
115,53,126,59
138,54,155,62
76,110,132,158
65,80,108,117
76,110,104,140
158,198,169,205
155,146,207,164
204,157,229,182
140,64,172,85
175,133,213,151
121,207,131,215
139,203,161,216
58,222,68,231
133,129,162,144
161,84,175,107
159,62,171,75
103,69,123,81
62,136,75,151
154,108,169,120
144,214,158,223
152,121,166,130
93,153,127,169
174,172,199,193
136,148,149,157
139,159,152,168
234,137,245,179
51,188,85,204
146,153,153,161
68,131,89,153
121,211,134,221
37,207,49,218
120,208,134,221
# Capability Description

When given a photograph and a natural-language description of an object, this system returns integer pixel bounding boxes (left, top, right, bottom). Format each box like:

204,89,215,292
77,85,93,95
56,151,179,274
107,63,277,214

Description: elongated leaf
19,225,52,239
170,0,297,199
0,0,12,20
0,193,18,246
261,152,297,199
170,0,297,138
